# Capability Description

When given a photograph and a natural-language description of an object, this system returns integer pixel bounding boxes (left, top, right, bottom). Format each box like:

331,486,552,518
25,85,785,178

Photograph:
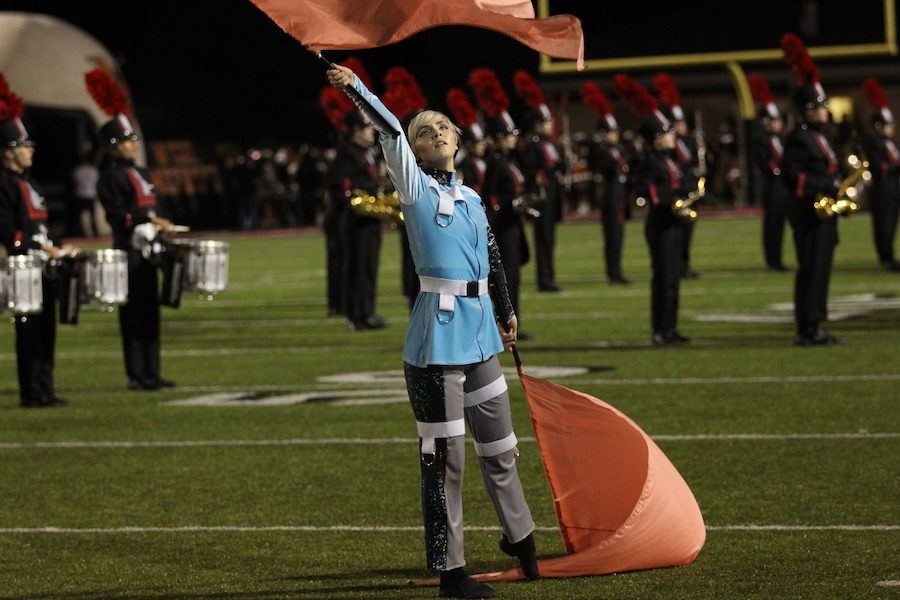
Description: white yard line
0,524,896,534
1,432,896,450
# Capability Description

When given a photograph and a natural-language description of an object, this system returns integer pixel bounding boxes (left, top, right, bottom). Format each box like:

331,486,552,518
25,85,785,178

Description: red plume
513,70,546,108
652,73,681,107
781,33,819,85
382,67,427,120
467,68,509,118
341,57,373,91
748,74,775,105
862,78,889,109
580,82,613,116
446,88,478,128
613,74,657,117
0,73,24,121
319,87,353,131
85,68,129,116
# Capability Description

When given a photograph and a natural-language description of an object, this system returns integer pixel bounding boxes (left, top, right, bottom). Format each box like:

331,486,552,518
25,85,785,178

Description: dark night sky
3,1,893,148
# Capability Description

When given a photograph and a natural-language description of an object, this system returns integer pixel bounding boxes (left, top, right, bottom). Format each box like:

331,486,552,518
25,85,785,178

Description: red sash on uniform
15,178,48,221
125,168,157,208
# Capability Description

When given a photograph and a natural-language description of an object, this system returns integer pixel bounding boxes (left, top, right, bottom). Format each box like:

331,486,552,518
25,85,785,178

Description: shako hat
513,70,552,132
85,68,139,145
446,88,484,143
652,73,685,122
580,81,618,132
613,74,671,141
468,68,518,138
0,73,33,148
781,33,828,112
861,77,894,127
748,73,782,121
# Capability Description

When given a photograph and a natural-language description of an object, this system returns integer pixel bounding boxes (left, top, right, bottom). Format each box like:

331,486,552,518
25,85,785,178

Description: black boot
499,532,540,580
439,568,497,598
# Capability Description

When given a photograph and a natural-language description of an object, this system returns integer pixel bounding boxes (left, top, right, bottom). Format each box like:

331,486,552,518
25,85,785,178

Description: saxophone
672,177,705,222
349,188,404,224
813,155,871,219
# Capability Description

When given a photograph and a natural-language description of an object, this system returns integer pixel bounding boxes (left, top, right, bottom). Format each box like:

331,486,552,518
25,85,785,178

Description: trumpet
349,188,404,224
813,155,870,219
672,177,705,222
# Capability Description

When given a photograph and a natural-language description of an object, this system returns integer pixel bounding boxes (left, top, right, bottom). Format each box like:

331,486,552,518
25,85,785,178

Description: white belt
419,275,488,313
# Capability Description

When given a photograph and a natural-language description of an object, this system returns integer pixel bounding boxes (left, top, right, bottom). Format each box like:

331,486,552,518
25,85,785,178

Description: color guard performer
328,63,538,599
749,73,790,271
779,34,846,345
0,74,71,407
87,68,178,389
514,70,564,292
615,74,691,345
582,81,630,284
860,77,900,272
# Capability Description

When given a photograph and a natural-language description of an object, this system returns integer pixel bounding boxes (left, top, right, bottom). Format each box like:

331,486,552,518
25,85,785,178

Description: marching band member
779,34,846,345
87,68,177,389
0,74,69,407
514,70,564,292
749,73,790,271
654,73,702,279
328,63,538,599
470,69,530,337
582,81,631,284
615,74,691,346
861,78,900,272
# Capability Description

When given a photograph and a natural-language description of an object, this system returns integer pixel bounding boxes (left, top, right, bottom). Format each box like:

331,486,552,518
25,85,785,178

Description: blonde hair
407,110,462,149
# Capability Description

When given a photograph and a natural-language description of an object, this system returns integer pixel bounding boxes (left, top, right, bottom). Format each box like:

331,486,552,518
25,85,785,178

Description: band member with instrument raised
749,74,790,272
615,74,691,346
779,34,846,345
582,81,630,284
87,69,178,389
327,62,538,599
861,77,900,272
515,70,564,292
0,74,71,407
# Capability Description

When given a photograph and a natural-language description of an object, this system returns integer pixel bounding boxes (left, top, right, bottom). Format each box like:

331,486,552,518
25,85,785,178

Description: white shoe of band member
416,418,466,456
418,275,488,313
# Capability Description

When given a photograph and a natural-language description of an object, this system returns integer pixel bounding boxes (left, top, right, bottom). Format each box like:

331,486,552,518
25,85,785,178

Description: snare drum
83,249,128,306
181,240,229,295
3,254,43,314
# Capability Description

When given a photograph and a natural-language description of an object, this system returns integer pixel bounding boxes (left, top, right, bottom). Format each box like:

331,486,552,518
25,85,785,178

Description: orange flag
249,0,585,70
414,365,705,586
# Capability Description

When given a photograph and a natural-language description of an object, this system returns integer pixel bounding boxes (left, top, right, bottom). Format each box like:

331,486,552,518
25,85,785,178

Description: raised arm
327,65,426,204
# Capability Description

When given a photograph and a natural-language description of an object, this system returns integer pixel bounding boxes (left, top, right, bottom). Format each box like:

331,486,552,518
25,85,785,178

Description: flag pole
313,50,401,138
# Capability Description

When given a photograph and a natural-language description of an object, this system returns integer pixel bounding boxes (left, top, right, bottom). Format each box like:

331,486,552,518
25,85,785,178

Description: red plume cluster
341,57,373,90
319,87,353,131
613,74,657,117
446,88,478,128
781,33,819,85
383,67,427,120
468,68,509,117
513,70,546,108
85,68,129,116
0,73,24,121
862,78,889,109
580,82,612,116
748,74,775,105
652,73,680,107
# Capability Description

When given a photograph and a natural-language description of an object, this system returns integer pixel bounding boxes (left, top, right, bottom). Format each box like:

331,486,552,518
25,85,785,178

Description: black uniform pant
119,256,162,385
14,277,57,406
762,179,788,268
646,218,684,335
600,190,626,279
324,206,345,314
533,197,559,289
791,217,837,336
343,214,381,324
493,222,524,318
680,219,695,273
869,186,899,264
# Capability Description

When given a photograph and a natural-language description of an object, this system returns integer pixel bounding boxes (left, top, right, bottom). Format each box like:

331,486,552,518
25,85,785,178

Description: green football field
1,214,898,599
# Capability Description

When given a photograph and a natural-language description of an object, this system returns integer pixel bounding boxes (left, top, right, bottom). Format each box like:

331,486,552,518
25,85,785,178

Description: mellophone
1,238,229,320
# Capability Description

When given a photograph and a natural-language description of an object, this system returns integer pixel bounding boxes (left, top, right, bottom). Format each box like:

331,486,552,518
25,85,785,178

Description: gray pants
404,355,535,571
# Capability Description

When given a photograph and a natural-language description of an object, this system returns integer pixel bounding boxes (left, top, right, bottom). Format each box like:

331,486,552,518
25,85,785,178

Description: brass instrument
813,155,871,219
672,176,705,222
349,188,404,224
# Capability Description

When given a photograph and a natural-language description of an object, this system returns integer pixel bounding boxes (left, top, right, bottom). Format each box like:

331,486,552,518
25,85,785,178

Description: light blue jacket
348,77,505,367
